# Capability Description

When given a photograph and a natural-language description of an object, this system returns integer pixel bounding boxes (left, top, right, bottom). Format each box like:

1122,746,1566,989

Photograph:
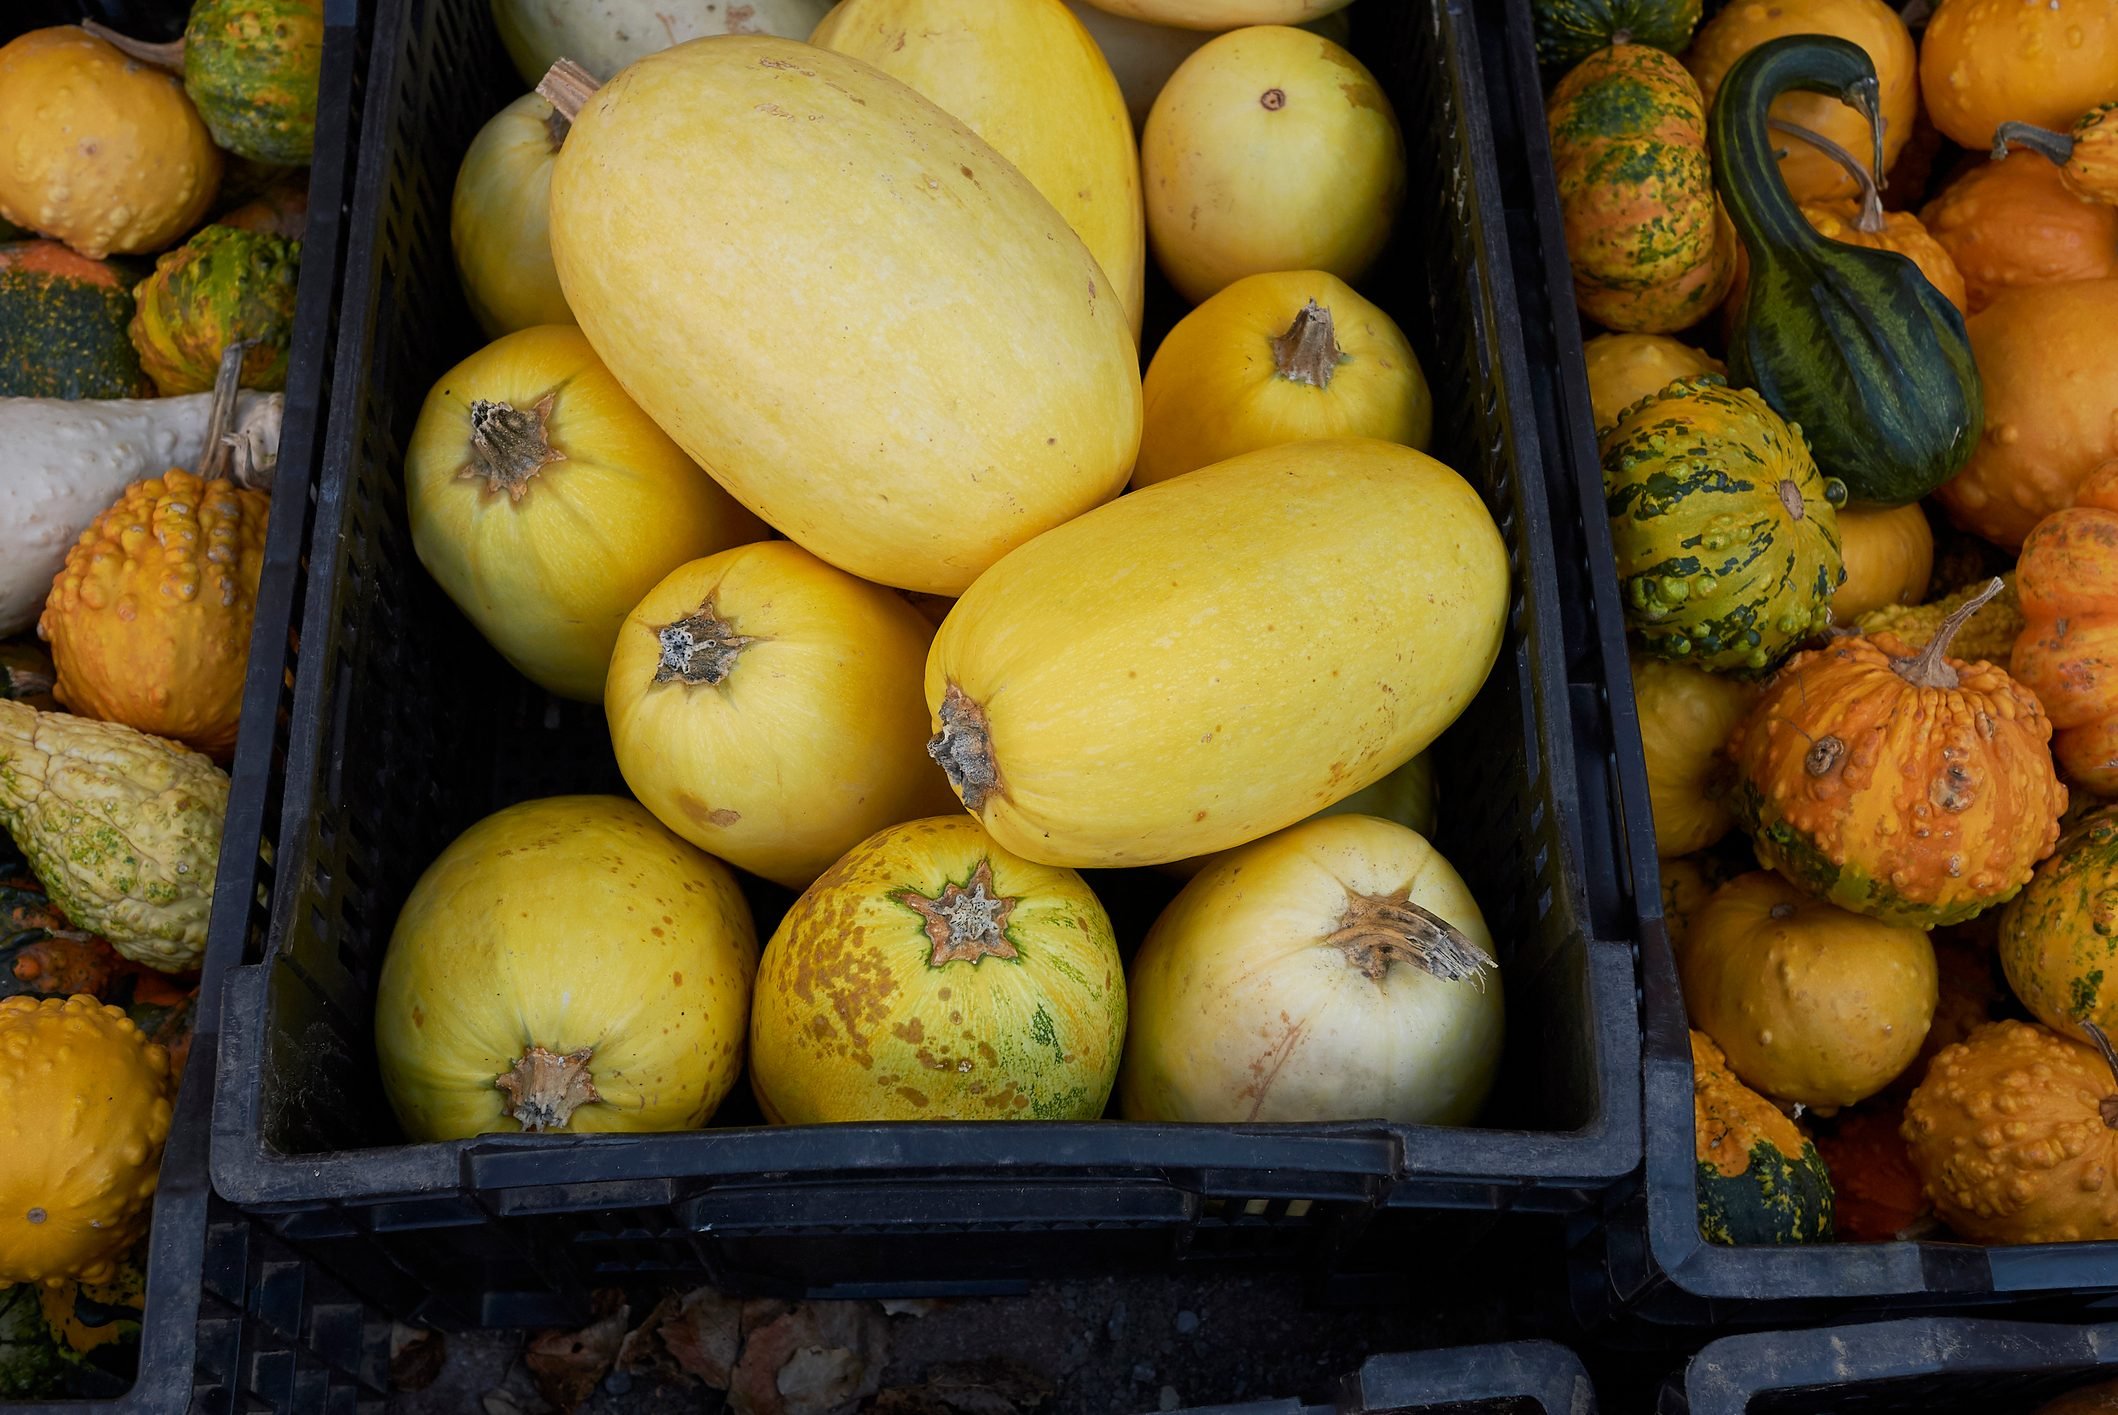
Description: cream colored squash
1142,26,1404,303
925,438,1508,868
1135,269,1431,487
1080,0,1354,29
543,39,1142,596
605,542,959,889
1120,814,1503,1124
404,325,767,701
1063,0,1352,131
375,795,758,1141
812,0,1145,339
452,94,573,338
491,0,835,84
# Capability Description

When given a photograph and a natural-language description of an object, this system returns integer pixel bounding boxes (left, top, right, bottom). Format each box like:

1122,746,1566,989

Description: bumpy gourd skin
2013,464,2118,794
1922,154,2118,316
1727,628,2067,927
41,469,268,761
1692,1029,1834,1244
1858,574,2022,663
1903,1019,2118,1245
1602,375,1844,673
0,995,172,1287
0,242,152,399
2001,808,2118,1044
0,703,226,973
182,0,325,166
129,226,301,396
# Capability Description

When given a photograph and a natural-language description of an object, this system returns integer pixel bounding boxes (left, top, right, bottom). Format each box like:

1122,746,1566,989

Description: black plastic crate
1661,1316,2118,1414
1475,0,2118,1328
206,0,1642,1328
1172,1342,1596,1415
2,2,391,1412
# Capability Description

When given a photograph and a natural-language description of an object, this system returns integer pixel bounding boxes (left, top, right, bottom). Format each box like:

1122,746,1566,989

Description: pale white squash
0,391,281,634
490,0,835,84
1064,0,1354,130
1078,0,1353,31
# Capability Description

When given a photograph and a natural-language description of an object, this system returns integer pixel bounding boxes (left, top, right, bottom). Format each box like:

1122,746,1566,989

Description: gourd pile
368,0,1519,1146
0,1,321,1394
1537,0,2118,1248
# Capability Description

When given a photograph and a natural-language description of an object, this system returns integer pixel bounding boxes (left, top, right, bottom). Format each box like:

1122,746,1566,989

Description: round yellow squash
375,796,758,1141
1630,650,1755,858
926,438,1508,868
544,38,1142,596
1142,26,1405,304
451,94,573,338
1831,502,1933,622
1679,872,1937,1111
1121,814,1503,1124
0,29,221,258
1078,0,1353,28
0,995,172,1288
1135,270,1431,487
606,542,960,889
404,325,766,702
812,0,1145,340
749,816,1126,1123
1581,333,1723,435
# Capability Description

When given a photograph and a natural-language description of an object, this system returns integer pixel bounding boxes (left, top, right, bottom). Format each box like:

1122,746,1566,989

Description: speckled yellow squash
605,542,958,889
749,816,1125,1123
404,325,766,702
375,796,758,1141
451,95,573,338
1135,270,1431,487
1120,814,1503,1124
925,438,1508,868
542,39,1141,596
812,0,1145,338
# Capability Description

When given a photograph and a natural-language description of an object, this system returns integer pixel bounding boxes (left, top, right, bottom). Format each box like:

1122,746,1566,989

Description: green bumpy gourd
1603,375,1845,673
1711,35,1982,507
1534,0,1703,70
184,0,325,166
129,224,301,396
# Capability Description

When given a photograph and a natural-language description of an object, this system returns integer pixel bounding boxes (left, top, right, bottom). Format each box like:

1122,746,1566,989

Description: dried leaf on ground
728,1301,890,1415
524,1299,629,1414
659,1286,746,1388
389,1323,447,1392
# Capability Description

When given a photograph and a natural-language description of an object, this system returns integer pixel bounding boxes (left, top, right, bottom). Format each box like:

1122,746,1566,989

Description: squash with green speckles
1533,0,1702,71
129,225,300,396
1693,1028,1834,1245
1547,44,1735,333
2001,807,2118,1046
183,0,324,165
750,815,1125,1123
0,243,149,399
1602,375,1845,673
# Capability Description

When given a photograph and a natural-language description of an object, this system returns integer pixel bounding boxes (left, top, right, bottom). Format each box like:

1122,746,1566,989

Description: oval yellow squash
405,325,766,702
1142,26,1405,304
1121,814,1503,1124
606,542,959,889
1135,270,1431,487
544,38,1142,596
926,438,1508,868
1079,0,1353,27
811,0,1145,339
451,94,573,338
375,796,758,1141
749,816,1126,1123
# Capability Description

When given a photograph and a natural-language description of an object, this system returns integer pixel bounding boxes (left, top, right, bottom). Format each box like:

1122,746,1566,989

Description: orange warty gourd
1994,104,2118,206
1920,0,2118,152
1903,1019,2118,1244
2013,461,2118,793
1938,278,2118,548
1726,579,2068,927
1921,152,2118,315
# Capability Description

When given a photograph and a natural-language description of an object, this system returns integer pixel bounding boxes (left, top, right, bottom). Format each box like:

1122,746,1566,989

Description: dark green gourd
1710,35,1982,507
1533,0,1703,70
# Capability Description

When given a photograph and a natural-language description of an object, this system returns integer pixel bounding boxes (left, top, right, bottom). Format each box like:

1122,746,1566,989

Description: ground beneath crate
387,1273,1500,1415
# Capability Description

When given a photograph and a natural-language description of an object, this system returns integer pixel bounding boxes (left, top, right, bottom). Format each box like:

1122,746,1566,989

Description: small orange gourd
1919,0,2118,152
1726,578,2068,927
1833,502,1934,622
1994,104,2118,206
1921,152,2118,316
1903,1019,2118,1245
2013,461,2118,792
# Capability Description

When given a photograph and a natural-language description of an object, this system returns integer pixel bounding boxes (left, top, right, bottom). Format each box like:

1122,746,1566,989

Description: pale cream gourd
1143,26,1405,303
542,40,1142,596
812,0,1146,339
1120,814,1503,1124
451,94,573,338
374,796,758,1141
404,325,766,702
926,438,1508,868
1079,0,1354,28
490,0,834,84
605,542,959,889
1063,0,1351,127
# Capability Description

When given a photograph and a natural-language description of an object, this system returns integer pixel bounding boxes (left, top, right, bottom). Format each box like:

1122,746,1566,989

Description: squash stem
536,59,600,125
197,341,254,484
495,1044,599,1132
1991,120,2077,168
895,858,1021,966
1711,37,1884,261
1770,117,1886,234
2082,1022,2118,1128
653,603,752,686
928,684,1002,811
79,20,183,72
1889,576,2003,690
1270,301,1346,389
1325,888,1492,988
464,393,566,501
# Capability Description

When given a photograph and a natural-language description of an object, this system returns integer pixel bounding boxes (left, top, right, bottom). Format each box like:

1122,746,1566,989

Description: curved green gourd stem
1992,120,2076,166
1711,35,1882,265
